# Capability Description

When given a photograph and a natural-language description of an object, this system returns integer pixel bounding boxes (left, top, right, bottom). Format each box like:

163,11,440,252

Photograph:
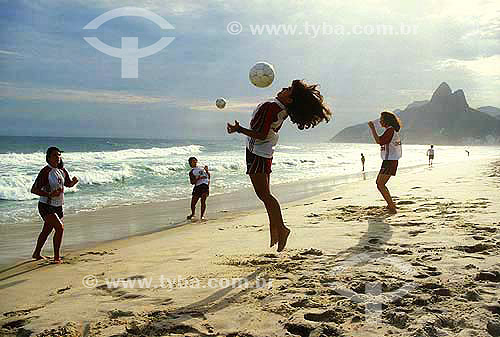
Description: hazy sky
1,0,499,141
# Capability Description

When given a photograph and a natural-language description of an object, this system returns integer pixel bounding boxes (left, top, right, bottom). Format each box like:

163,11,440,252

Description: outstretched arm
368,121,380,144
227,120,268,140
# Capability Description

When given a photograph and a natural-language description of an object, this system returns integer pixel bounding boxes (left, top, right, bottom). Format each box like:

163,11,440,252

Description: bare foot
270,227,279,247
277,227,291,252
387,207,397,214
32,254,48,261
52,259,63,264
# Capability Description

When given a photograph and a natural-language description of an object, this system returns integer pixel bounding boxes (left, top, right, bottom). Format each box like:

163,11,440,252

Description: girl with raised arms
368,111,402,214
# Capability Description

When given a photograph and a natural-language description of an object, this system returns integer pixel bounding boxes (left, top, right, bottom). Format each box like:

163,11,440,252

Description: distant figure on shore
465,149,470,157
31,147,78,264
227,79,331,252
187,157,210,221
368,111,402,214
427,145,435,167
361,153,365,172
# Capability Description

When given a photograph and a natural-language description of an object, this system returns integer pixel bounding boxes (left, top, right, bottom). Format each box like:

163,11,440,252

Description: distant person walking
368,111,402,214
361,153,365,172
31,147,78,264
427,145,435,167
187,157,210,221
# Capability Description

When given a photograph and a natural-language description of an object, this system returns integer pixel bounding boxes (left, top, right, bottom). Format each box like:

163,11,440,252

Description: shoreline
1,160,439,270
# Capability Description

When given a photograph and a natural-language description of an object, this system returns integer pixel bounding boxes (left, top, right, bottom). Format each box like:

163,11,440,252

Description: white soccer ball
249,62,275,88
215,97,226,109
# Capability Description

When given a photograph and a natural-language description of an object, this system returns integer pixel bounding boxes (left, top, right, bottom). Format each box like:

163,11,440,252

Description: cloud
0,50,20,56
189,100,262,112
434,55,500,77
0,83,176,104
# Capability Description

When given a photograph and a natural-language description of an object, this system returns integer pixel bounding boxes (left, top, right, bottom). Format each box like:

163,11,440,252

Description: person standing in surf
227,79,332,251
368,111,402,214
31,147,78,264
427,145,434,167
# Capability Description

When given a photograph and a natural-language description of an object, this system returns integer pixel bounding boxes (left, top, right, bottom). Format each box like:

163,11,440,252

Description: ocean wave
218,163,241,171
276,145,301,150
74,165,134,185
0,175,37,201
148,164,186,175
0,145,204,168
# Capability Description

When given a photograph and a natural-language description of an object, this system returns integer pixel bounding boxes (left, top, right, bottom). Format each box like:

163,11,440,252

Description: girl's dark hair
46,147,64,168
287,80,332,130
188,157,197,165
380,111,402,132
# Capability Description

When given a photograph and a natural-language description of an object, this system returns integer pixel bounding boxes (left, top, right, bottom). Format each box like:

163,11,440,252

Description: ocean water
1,136,499,226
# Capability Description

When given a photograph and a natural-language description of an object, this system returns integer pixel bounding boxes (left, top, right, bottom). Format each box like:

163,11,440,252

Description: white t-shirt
190,167,209,186
380,128,402,161
33,165,71,207
246,99,288,159
427,148,434,156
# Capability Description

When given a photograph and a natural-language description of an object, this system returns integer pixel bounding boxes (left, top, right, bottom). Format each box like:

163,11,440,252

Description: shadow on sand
113,215,392,336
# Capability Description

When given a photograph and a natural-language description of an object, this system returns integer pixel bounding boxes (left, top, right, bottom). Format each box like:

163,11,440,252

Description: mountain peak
452,89,468,107
331,82,500,144
431,82,452,101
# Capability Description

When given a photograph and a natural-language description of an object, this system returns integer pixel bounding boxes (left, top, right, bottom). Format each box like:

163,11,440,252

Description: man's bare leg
33,221,53,260
200,193,208,220
187,195,200,220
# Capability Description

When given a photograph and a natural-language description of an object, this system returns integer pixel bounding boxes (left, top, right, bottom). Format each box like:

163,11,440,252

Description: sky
1,0,499,141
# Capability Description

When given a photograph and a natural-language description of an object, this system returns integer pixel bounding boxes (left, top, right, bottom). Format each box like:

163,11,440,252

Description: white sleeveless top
380,128,402,160
246,99,288,159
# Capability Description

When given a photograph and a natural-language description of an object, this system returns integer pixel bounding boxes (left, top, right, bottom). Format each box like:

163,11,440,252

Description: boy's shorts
38,202,64,220
246,148,272,174
380,160,398,176
192,183,209,198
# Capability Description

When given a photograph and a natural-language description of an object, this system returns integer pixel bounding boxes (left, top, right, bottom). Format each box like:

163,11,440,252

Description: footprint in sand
2,306,44,318
109,309,134,319
56,286,71,294
397,200,416,205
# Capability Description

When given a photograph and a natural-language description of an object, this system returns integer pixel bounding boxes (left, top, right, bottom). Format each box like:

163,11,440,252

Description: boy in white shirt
187,157,210,220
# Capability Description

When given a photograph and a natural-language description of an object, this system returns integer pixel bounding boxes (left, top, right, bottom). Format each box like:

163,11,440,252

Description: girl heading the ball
227,79,332,251
368,111,402,214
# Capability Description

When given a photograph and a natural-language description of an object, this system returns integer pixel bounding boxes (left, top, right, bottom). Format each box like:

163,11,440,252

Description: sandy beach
1,158,499,337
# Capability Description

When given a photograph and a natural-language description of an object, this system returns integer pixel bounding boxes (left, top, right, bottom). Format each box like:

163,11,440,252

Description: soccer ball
249,62,275,88
215,97,226,109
